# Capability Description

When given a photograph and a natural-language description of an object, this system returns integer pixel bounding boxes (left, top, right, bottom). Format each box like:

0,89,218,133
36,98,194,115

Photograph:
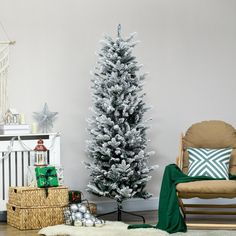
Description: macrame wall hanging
0,21,15,121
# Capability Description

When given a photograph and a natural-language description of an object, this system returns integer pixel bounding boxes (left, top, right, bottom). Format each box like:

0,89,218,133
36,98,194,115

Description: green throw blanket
128,164,224,234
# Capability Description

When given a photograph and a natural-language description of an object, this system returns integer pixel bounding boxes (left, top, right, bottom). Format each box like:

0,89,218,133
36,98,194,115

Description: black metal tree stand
97,202,146,223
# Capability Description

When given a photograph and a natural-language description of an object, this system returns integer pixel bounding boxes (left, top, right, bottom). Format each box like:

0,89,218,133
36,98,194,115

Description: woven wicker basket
8,186,69,207
7,203,66,230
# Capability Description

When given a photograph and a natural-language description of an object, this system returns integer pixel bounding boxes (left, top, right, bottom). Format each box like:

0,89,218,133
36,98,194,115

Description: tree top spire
117,24,121,38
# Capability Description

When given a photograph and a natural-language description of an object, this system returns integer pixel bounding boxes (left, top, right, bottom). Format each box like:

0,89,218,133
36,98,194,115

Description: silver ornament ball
70,204,78,212
90,216,96,222
74,219,83,227
64,209,71,214
95,219,101,224
85,218,94,227
79,205,87,213
64,210,71,217
84,212,91,219
95,219,105,226
75,212,83,220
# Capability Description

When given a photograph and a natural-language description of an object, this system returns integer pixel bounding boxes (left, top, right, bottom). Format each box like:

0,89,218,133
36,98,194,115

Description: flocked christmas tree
85,25,156,219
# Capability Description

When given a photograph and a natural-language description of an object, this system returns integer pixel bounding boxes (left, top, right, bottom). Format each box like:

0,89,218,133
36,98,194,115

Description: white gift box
27,165,64,187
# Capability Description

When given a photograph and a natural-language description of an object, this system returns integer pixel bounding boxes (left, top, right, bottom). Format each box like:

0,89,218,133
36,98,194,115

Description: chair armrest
176,156,180,167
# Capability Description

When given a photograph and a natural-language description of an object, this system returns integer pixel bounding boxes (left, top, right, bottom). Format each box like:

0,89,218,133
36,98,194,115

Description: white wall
1,0,236,204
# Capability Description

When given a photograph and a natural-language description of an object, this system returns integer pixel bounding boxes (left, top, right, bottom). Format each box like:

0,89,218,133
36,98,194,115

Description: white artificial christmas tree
85,25,156,220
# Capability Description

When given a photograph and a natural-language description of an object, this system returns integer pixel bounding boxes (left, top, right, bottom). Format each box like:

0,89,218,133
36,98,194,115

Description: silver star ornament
33,103,58,133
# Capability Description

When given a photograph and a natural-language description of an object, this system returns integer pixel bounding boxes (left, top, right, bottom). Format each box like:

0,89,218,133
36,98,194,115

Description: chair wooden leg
178,197,186,220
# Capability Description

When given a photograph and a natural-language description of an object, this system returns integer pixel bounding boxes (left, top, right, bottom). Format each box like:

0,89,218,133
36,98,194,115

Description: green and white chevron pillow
187,147,232,179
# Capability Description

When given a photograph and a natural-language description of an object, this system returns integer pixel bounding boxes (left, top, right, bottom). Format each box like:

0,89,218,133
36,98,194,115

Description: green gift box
35,166,59,188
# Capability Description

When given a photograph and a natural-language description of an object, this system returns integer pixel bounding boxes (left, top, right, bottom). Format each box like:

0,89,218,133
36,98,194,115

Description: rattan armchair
176,120,236,229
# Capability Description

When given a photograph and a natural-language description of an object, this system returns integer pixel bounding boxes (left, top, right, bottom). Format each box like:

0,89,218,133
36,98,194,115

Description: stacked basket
7,186,69,230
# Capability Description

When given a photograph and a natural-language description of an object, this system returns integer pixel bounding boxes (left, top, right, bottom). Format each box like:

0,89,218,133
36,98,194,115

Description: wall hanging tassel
0,44,9,120
0,20,16,121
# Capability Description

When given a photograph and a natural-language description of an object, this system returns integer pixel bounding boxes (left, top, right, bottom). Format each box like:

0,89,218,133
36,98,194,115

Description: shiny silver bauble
74,211,83,220
70,204,78,212
90,215,96,222
63,209,71,217
84,218,94,227
78,205,87,213
74,219,83,227
95,219,105,227
84,212,91,219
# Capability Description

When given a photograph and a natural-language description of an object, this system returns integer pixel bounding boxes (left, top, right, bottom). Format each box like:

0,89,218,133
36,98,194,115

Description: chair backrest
181,120,236,175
